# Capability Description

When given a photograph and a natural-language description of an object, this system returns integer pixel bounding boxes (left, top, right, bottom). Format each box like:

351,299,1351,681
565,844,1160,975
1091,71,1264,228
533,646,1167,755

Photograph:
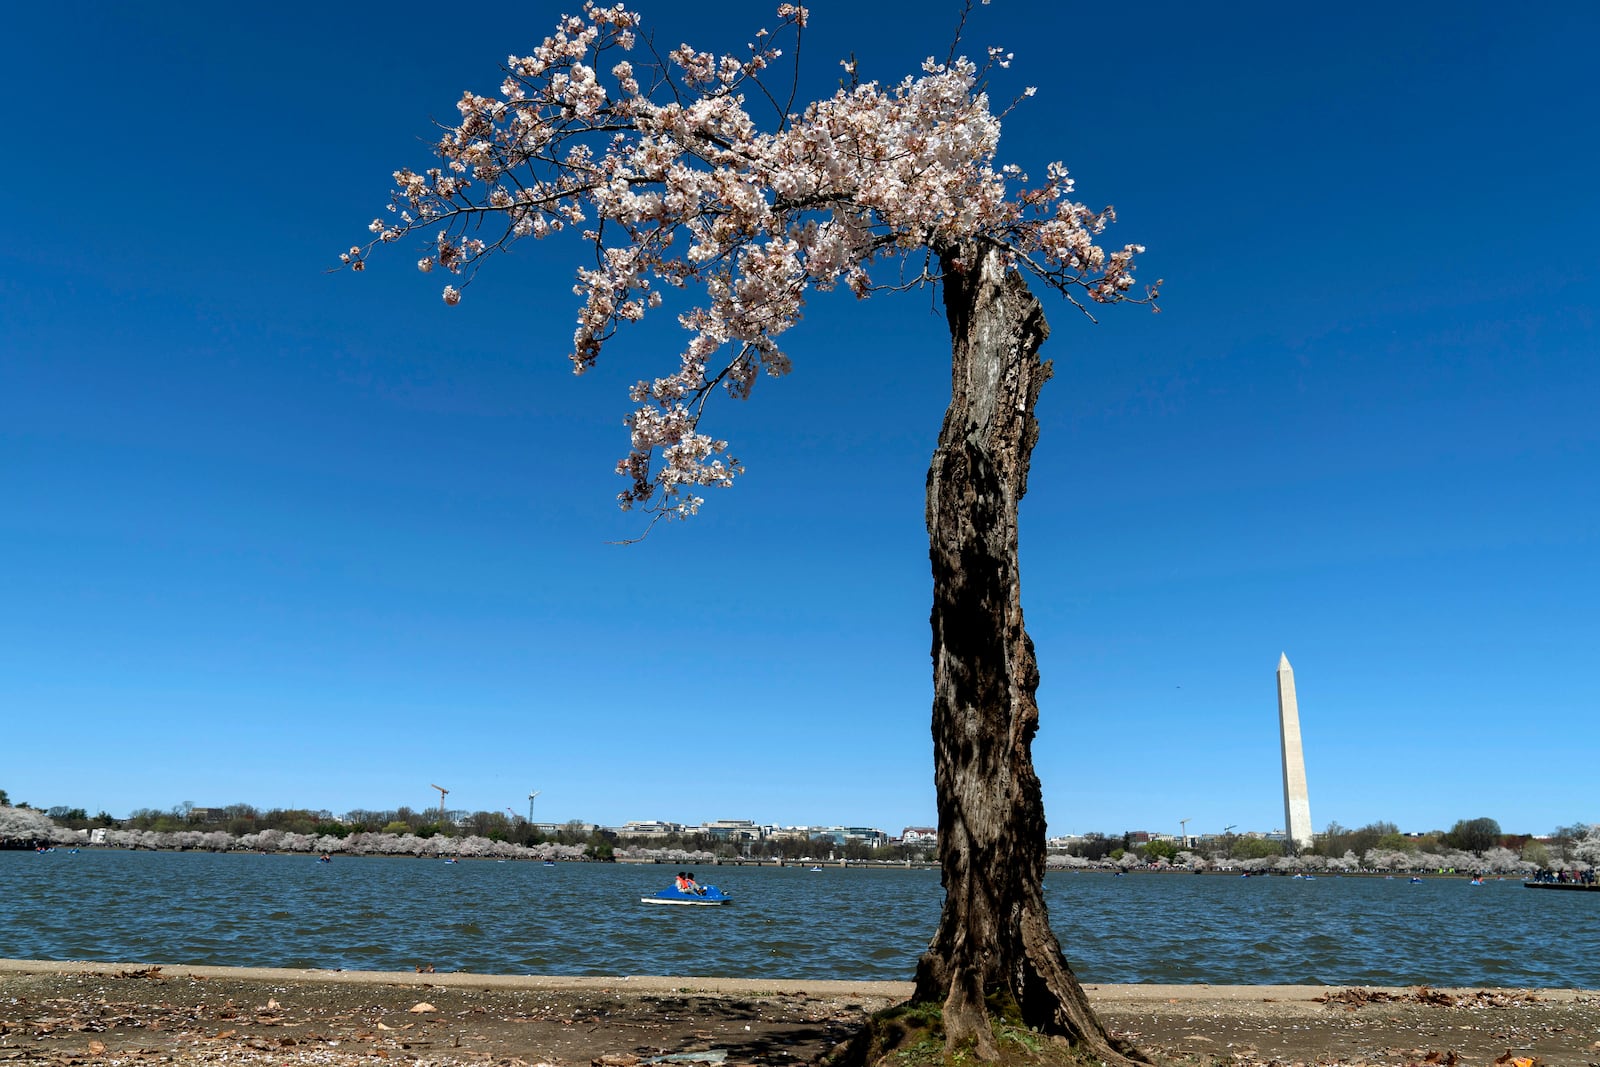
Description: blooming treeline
346,2,1154,521
101,827,593,860
10,806,1598,871
0,803,706,861
0,808,592,859
1045,842,1599,875
614,844,717,864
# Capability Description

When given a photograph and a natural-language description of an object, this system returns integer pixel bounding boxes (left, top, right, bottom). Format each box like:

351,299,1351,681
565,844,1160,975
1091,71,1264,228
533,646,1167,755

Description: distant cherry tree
0,804,60,845
346,4,1155,1062
1573,828,1600,870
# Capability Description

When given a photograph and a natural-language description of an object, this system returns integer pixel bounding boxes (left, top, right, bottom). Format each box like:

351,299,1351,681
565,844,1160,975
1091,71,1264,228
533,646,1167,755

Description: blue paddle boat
641,884,733,906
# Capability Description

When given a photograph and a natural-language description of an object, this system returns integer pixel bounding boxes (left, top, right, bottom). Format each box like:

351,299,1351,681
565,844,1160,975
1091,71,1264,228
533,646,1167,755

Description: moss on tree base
823,999,1145,1067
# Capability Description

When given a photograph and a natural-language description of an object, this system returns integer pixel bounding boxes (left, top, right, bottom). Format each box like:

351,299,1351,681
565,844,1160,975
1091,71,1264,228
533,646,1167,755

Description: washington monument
1276,653,1314,849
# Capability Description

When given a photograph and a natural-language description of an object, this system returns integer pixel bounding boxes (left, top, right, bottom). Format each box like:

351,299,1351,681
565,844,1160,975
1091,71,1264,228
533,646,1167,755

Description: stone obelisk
1276,653,1314,849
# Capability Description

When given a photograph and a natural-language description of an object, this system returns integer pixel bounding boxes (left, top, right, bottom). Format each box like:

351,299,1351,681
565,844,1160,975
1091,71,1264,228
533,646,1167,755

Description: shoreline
9,956,1596,998
0,957,912,999
9,846,1558,880
8,956,1599,1009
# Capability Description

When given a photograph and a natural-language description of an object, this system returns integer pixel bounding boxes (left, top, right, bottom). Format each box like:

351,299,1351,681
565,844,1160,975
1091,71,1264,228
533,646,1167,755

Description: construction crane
430,784,448,827
527,790,542,824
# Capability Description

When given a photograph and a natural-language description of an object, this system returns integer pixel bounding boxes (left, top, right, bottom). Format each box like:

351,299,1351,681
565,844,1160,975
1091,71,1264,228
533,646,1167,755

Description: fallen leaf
88,1040,106,1055
409,1002,437,1014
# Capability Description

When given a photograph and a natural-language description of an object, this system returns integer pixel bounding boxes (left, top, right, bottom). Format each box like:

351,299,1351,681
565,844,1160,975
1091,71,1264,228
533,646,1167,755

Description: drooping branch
345,1,1156,521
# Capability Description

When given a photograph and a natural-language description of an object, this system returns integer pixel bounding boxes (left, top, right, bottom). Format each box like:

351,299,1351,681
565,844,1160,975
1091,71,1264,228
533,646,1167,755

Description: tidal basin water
4,851,1596,987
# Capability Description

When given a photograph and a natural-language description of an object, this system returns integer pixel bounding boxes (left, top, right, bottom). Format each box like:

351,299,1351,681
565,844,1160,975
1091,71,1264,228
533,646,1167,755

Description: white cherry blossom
347,1,1155,519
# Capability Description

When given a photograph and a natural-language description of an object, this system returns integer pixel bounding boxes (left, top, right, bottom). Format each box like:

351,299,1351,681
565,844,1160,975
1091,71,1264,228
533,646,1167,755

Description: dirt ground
2,961,1596,1067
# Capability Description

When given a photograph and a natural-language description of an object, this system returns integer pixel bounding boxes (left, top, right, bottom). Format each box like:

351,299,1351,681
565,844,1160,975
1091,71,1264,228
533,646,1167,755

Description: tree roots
822,997,1150,1067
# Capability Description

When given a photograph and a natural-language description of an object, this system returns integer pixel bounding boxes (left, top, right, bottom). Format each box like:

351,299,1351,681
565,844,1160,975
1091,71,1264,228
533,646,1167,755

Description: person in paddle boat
682,871,707,895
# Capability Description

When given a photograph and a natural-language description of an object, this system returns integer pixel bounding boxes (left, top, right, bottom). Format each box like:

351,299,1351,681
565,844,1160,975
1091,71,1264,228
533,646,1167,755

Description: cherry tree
0,804,62,845
346,4,1155,1062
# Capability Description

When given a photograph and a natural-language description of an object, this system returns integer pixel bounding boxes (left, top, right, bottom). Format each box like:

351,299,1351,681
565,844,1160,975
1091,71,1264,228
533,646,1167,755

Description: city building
698,819,763,842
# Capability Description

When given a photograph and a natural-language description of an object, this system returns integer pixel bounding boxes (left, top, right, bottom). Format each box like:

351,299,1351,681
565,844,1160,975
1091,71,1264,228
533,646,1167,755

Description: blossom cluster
15,824,592,861
1044,845,1598,875
346,2,1156,519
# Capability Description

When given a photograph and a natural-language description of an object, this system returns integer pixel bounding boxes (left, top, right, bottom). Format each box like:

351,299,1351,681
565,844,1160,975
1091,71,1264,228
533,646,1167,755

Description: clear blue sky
3,2,1595,839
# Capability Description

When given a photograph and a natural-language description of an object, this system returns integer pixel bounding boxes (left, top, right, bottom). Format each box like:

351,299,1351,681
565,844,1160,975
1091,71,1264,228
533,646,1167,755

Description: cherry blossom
347,1,1156,520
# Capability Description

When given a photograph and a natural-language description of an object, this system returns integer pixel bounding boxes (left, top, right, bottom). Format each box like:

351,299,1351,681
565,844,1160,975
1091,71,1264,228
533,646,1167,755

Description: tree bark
913,239,1145,1064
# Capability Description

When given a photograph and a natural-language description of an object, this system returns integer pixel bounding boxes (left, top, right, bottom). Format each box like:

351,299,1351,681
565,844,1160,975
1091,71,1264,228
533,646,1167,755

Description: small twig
606,512,666,546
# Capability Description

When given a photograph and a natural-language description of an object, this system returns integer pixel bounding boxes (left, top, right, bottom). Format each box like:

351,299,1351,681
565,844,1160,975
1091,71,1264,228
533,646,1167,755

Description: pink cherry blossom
346,1,1156,520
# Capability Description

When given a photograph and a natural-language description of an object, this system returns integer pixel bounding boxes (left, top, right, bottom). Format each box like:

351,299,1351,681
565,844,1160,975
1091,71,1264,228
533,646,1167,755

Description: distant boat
444,858,457,864
543,860,556,867
808,865,823,873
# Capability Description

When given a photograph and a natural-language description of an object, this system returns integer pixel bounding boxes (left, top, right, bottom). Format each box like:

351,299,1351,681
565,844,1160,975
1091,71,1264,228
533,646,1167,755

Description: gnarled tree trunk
912,239,1145,1065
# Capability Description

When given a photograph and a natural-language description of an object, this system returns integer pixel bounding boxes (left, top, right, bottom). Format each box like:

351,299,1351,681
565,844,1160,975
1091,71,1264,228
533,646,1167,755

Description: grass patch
824,1001,1123,1067
994,1021,1045,1057
821,1001,944,1067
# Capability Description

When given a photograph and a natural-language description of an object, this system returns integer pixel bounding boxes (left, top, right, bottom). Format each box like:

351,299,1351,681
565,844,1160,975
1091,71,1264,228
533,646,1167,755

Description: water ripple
2,853,1595,986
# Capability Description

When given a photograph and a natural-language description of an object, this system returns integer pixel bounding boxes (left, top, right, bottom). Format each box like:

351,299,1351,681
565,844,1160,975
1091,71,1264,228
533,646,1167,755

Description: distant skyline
3,2,1597,839
11,794,1551,843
